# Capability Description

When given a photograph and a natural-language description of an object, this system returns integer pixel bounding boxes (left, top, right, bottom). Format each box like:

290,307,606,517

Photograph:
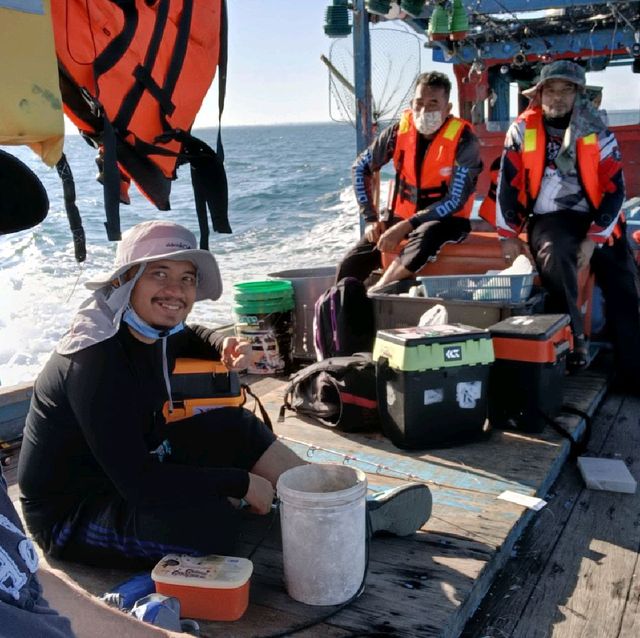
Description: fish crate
418,273,535,304
369,280,544,331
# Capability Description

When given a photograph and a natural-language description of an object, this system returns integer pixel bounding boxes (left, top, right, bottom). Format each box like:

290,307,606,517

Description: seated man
336,71,483,292
1,465,75,637
496,60,628,372
18,221,431,568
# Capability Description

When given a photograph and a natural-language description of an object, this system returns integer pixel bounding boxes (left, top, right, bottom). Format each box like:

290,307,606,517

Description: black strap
162,0,193,119
93,2,138,79
102,117,122,240
114,0,170,132
242,384,273,432
216,0,228,160
536,404,592,459
55,154,87,262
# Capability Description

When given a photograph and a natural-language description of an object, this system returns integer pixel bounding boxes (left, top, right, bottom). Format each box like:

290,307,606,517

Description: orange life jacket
518,107,603,210
391,111,474,220
51,0,229,245
478,156,501,227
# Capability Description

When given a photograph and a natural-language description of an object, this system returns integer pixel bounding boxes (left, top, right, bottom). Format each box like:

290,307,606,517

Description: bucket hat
522,60,586,98
0,149,49,235
85,220,222,301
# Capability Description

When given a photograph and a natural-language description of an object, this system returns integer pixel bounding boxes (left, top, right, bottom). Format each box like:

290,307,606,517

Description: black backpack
313,277,375,360
278,353,380,433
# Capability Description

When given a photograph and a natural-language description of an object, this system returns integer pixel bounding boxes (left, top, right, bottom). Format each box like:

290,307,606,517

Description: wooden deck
4,361,628,637
463,389,640,638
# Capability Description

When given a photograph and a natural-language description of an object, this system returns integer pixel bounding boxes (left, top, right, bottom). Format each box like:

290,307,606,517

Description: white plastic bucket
276,464,367,606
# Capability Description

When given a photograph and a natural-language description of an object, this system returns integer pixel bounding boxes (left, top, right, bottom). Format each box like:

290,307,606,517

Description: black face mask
0,149,49,235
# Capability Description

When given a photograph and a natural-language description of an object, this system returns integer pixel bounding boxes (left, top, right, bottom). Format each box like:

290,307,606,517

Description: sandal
567,335,589,373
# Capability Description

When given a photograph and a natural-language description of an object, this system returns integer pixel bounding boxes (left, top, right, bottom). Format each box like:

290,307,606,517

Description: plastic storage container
373,324,494,449
418,273,535,303
162,359,244,423
488,314,572,433
277,464,366,606
152,554,253,621
268,266,336,360
369,279,544,331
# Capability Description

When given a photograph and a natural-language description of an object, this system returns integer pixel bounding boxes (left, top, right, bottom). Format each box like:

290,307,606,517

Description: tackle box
488,314,572,433
369,280,544,332
163,358,245,423
372,324,494,449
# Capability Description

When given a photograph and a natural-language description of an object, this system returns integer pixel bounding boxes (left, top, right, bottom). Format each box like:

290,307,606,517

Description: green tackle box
373,324,494,449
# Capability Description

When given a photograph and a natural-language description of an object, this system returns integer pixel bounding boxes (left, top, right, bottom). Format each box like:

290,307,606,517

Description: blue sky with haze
194,1,639,128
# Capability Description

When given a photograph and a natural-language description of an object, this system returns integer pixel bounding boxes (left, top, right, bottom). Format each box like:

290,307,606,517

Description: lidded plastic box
488,314,571,433
162,359,244,423
152,554,253,621
373,324,494,449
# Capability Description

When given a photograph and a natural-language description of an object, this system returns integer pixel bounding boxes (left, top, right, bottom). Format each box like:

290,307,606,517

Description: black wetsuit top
18,324,249,535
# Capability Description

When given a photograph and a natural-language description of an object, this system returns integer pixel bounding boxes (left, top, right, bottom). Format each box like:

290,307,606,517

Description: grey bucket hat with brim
522,60,586,98
85,220,223,301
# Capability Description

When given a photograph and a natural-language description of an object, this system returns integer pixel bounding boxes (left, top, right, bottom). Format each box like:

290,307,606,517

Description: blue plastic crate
418,273,535,303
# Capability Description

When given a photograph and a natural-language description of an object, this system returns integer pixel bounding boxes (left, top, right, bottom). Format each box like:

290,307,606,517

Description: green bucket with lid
233,280,294,314
233,280,295,374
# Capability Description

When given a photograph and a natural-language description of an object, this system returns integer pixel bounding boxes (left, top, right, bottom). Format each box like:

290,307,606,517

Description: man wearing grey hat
18,220,432,569
495,60,637,375
17,220,306,567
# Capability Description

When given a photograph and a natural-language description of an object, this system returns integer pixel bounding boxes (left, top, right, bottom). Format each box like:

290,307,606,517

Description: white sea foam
1,123,362,386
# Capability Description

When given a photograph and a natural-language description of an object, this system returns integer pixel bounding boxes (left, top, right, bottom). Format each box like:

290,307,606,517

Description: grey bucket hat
85,220,223,301
522,60,586,98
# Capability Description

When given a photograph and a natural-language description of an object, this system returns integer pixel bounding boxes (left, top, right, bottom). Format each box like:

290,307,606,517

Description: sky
191,1,640,129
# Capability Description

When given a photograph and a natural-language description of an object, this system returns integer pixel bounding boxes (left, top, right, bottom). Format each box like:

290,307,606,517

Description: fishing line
65,261,86,304
278,434,499,497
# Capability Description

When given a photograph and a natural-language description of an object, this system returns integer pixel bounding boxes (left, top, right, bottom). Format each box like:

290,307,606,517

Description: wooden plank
462,392,640,637
515,394,640,636
0,382,32,407
461,393,625,637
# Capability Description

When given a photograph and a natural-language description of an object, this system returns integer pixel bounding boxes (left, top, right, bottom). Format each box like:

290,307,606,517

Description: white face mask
414,110,443,135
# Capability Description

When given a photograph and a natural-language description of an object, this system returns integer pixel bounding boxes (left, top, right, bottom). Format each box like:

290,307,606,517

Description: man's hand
377,220,413,253
577,238,595,269
500,236,525,263
221,336,251,370
364,221,385,244
244,473,275,515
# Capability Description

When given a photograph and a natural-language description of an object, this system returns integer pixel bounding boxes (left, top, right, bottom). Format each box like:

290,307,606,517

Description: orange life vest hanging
518,108,603,210
391,111,474,220
51,0,229,246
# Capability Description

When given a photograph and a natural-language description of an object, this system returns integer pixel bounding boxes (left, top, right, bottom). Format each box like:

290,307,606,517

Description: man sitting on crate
336,71,483,292
495,60,636,375
18,220,431,569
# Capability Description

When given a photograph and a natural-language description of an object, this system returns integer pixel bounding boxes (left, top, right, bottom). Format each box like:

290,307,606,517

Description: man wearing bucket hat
495,60,631,373
18,220,307,567
19,220,432,569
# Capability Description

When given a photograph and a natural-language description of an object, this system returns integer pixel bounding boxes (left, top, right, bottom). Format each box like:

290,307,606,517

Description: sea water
0,123,377,387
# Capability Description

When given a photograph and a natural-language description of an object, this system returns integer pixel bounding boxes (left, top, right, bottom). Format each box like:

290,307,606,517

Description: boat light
324,0,352,38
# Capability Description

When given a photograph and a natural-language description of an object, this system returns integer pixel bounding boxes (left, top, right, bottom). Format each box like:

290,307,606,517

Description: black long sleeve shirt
18,324,249,533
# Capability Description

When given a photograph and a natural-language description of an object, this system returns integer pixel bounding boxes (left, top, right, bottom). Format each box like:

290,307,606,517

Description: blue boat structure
2,2,640,636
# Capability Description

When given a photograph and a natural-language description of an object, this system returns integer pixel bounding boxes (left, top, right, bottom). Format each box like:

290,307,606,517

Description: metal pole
352,0,373,154
352,0,373,233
